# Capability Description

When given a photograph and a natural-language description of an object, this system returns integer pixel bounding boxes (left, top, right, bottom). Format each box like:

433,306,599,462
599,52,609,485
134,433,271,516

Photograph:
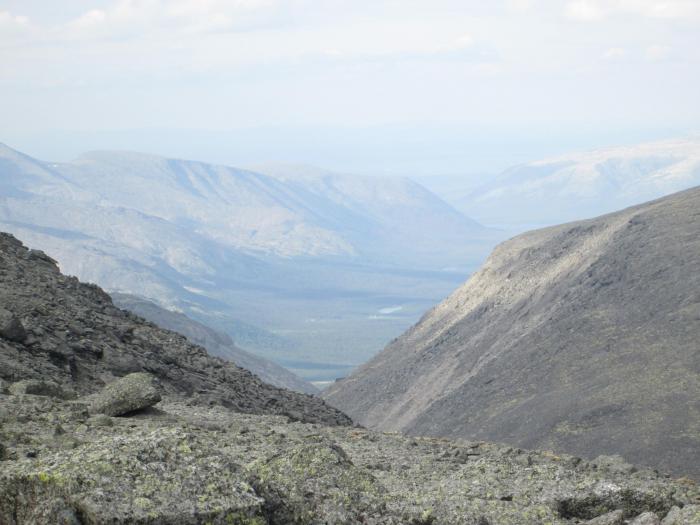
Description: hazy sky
1,0,699,176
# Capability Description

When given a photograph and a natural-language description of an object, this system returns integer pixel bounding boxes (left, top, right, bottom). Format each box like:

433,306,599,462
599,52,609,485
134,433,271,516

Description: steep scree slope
0,232,349,426
324,186,700,478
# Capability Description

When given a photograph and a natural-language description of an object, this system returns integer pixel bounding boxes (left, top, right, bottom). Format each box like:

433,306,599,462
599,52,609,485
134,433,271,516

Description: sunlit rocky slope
324,186,700,479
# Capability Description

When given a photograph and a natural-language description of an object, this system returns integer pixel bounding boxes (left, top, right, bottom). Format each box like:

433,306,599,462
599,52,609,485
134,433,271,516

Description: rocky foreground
1,378,699,524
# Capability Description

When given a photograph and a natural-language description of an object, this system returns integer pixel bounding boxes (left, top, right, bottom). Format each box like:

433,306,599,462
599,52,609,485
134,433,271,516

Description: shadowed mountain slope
324,186,700,478
0,232,349,426
111,293,318,394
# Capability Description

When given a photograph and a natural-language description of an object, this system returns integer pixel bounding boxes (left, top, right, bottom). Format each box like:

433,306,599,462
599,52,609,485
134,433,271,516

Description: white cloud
0,0,698,137
566,0,700,21
443,34,475,52
506,0,534,12
0,10,30,28
70,9,108,30
603,47,627,60
0,10,34,46
618,0,700,19
63,0,283,39
646,44,671,60
566,1,605,21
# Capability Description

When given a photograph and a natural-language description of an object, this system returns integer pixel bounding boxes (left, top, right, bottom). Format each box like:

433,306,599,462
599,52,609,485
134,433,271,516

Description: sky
1,0,699,177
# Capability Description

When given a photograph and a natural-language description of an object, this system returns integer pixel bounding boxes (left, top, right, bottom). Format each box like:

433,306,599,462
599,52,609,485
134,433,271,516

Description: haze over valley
0,142,500,385
0,134,698,388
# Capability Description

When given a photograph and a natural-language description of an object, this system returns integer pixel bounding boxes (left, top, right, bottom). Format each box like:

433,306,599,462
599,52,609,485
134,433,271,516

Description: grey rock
87,414,114,427
583,510,624,525
594,455,637,475
630,511,661,525
8,380,66,398
325,186,700,478
0,308,26,343
661,505,700,524
0,232,351,427
1,394,698,525
88,372,161,416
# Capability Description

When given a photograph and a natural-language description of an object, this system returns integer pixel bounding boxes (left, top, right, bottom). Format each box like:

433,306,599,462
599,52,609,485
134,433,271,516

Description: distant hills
421,138,700,228
324,186,700,478
0,143,495,381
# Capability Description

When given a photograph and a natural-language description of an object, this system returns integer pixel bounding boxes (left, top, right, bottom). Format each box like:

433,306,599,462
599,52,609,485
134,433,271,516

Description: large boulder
630,511,661,524
249,440,385,524
661,505,700,525
89,373,161,416
0,309,26,343
584,510,624,524
8,380,71,399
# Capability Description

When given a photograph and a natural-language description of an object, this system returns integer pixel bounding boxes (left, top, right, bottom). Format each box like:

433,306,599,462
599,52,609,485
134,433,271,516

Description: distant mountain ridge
54,148,486,264
426,138,700,228
324,186,700,478
0,142,494,381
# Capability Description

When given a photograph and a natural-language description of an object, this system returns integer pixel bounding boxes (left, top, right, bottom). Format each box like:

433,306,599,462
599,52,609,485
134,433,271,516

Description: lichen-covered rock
0,428,265,524
88,372,161,416
249,440,387,524
8,380,70,399
0,308,26,343
593,455,637,475
583,510,624,524
87,414,114,427
0,394,698,525
552,478,678,521
630,511,661,524
661,505,700,524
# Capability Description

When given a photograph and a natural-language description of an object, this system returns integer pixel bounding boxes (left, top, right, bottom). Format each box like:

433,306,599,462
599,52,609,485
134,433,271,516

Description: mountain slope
324,186,700,478
111,293,317,394
55,150,487,265
0,231,350,426
444,138,700,227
